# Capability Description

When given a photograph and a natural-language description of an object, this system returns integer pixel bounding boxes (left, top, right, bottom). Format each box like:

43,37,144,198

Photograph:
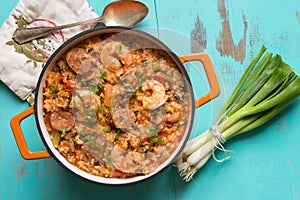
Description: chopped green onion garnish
150,136,159,144
132,90,137,98
86,115,97,123
97,83,104,91
54,67,61,72
82,135,91,143
137,74,143,89
100,69,107,81
76,57,83,64
77,93,84,102
115,43,123,55
61,126,66,135
51,84,58,97
157,139,165,145
115,129,120,143
89,84,99,94
94,140,101,149
80,77,87,86
151,108,160,116
148,126,159,138
157,52,166,59
100,96,104,103
107,156,113,167
98,106,106,114
101,127,111,132
125,85,136,93
139,142,145,147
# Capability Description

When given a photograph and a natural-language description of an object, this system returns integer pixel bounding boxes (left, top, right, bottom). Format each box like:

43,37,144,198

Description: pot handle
10,106,51,160
179,53,220,108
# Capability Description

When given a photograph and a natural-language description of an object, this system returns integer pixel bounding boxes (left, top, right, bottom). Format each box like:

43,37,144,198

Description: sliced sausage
78,58,97,81
66,48,87,73
112,108,136,129
50,110,75,131
110,146,144,173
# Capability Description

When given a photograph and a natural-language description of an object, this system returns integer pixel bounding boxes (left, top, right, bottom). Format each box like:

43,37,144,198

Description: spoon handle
12,16,104,44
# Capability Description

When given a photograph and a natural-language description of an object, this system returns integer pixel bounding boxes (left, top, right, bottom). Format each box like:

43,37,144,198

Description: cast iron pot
11,27,220,185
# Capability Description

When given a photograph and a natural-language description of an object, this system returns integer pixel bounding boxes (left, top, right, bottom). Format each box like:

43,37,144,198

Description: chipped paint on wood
36,162,40,179
249,23,260,47
274,113,288,131
249,23,261,58
296,10,300,25
43,159,55,177
216,0,248,64
13,158,28,181
191,15,207,53
220,63,237,90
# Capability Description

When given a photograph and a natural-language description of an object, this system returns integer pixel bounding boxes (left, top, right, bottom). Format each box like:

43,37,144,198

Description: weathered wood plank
216,0,247,64
1,0,300,199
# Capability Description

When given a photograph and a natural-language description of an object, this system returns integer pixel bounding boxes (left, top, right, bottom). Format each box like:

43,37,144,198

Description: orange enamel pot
10,27,220,185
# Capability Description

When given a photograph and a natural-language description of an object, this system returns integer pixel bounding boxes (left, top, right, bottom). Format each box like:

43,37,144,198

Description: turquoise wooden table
1,0,300,199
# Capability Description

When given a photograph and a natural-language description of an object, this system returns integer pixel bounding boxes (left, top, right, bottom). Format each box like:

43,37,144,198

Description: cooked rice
43,33,192,178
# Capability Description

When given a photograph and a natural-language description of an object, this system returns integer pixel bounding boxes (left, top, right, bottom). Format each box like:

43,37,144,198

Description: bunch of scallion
175,45,300,182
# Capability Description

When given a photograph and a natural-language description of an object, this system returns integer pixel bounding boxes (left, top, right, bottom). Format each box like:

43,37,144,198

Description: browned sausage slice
78,58,97,81
50,110,75,131
66,48,87,73
112,108,136,130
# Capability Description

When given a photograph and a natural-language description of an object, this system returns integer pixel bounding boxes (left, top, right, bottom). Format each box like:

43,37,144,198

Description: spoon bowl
12,1,148,44
102,1,148,27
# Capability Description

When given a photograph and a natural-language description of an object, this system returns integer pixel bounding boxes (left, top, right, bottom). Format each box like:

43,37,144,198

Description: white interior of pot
35,27,195,185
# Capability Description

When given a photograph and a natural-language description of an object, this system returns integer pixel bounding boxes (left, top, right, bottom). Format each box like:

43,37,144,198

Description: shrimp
142,80,168,110
100,41,133,72
165,101,182,123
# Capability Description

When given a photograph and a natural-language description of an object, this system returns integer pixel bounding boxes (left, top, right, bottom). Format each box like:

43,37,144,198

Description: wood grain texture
1,0,300,200
12,157,28,181
191,16,207,53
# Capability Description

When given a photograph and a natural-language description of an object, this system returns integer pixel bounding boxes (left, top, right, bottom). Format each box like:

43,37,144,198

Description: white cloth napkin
0,0,98,103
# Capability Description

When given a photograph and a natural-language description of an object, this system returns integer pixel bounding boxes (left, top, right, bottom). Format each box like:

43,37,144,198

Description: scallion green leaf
61,126,66,135
51,84,58,97
98,105,107,114
107,156,113,167
100,69,107,81
101,127,111,132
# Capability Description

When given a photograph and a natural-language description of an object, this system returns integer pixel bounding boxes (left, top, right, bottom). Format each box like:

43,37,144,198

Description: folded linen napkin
0,0,98,104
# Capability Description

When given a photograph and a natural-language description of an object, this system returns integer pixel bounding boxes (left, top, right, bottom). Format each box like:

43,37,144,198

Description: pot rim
34,26,196,185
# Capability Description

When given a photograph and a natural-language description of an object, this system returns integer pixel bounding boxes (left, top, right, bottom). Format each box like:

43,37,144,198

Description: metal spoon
12,1,148,44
